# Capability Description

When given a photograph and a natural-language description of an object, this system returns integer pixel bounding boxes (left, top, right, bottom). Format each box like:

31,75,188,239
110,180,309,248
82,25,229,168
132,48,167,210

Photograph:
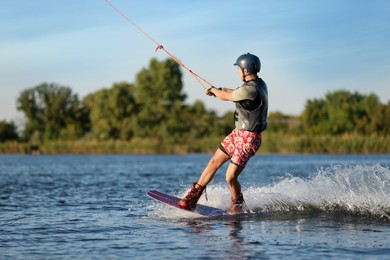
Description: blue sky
1,0,389,122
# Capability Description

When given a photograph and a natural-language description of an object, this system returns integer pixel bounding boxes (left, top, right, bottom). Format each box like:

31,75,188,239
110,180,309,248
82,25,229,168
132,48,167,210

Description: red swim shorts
220,129,262,168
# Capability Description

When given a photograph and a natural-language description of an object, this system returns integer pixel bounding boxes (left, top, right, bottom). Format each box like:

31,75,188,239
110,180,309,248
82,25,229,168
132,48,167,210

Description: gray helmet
234,53,261,74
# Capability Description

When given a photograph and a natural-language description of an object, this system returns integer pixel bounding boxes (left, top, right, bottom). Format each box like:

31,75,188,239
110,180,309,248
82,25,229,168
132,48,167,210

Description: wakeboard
147,190,226,217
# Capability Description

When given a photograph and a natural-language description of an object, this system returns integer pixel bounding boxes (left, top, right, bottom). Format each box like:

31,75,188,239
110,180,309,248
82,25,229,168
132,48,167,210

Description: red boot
229,193,246,214
178,183,205,210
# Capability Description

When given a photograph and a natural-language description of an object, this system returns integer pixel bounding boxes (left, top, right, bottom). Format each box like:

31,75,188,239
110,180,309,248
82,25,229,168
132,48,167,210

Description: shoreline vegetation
1,58,389,154
1,133,389,155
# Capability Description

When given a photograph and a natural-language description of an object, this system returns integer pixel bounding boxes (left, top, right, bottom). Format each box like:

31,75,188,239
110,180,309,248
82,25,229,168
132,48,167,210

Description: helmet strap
241,68,249,82
242,68,258,83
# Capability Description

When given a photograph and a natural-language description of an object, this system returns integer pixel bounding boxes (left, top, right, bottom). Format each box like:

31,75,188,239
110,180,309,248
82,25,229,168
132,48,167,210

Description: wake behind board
147,190,226,217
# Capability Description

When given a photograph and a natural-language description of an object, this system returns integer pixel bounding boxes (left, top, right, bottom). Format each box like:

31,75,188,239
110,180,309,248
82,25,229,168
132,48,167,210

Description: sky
1,0,390,123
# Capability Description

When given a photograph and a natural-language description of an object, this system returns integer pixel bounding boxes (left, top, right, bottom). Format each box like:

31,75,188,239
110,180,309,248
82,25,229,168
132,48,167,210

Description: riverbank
1,133,389,154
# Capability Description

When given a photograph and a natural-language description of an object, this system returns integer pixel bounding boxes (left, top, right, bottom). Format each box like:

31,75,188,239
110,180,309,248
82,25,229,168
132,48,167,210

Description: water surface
1,154,389,259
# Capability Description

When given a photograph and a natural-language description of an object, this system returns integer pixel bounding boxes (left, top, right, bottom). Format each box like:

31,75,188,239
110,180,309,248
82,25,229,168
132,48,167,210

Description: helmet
234,53,261,74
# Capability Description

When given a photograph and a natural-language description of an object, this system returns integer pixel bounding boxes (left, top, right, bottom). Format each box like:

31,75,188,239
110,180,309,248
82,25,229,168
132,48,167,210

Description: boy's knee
208,157,220,170
208,153,228,169
225,171,236,184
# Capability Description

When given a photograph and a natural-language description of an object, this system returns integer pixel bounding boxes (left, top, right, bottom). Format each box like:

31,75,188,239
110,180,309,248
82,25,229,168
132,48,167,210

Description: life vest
234,78,268,133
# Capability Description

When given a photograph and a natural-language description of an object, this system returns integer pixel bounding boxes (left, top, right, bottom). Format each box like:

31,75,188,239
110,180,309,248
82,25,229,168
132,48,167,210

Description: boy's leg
178,148,230,209
225,163,244,199
196,148,230,187
226,163,247,214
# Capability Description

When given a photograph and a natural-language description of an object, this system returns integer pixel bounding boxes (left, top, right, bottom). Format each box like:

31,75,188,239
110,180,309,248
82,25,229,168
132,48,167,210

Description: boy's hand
206,86,216,97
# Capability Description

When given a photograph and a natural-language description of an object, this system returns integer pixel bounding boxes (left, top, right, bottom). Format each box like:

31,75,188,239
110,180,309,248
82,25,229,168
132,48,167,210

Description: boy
178,53,268,214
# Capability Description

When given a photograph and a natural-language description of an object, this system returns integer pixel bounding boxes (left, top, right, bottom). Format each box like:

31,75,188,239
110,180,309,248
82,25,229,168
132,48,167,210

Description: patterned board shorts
220,129,262,168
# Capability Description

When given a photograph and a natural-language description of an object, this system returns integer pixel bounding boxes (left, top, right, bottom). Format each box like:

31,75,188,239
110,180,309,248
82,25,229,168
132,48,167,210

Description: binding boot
229,193,246,214
178,182,206,210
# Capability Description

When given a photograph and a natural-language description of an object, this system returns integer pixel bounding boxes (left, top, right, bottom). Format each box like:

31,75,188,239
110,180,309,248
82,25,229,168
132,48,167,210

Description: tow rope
103,0,214,90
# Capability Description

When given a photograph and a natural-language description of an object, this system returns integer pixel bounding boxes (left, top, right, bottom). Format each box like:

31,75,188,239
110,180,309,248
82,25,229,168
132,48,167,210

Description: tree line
0,58,389,151
268,90,390,136
2,58,233,146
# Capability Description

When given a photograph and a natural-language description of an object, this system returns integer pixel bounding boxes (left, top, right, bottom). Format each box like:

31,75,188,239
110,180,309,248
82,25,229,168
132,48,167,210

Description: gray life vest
234,78,268,133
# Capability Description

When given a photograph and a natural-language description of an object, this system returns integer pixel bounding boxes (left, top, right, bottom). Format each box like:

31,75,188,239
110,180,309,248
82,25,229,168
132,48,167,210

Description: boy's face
237,67,243,81
237,67,248,81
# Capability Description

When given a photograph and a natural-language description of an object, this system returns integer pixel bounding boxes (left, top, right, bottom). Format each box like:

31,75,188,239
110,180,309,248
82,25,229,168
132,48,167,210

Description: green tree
217,111,235,136
84,82,137,140
383,101,390,136
0,120,18,141
134,58,186,138
187,101,216,138
356,93,386,135
16,83,87,141
268,111,300,134
176,100,218,142
301,98,328,134
60,95,90,140
325,90,365,134
301,90,388,135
